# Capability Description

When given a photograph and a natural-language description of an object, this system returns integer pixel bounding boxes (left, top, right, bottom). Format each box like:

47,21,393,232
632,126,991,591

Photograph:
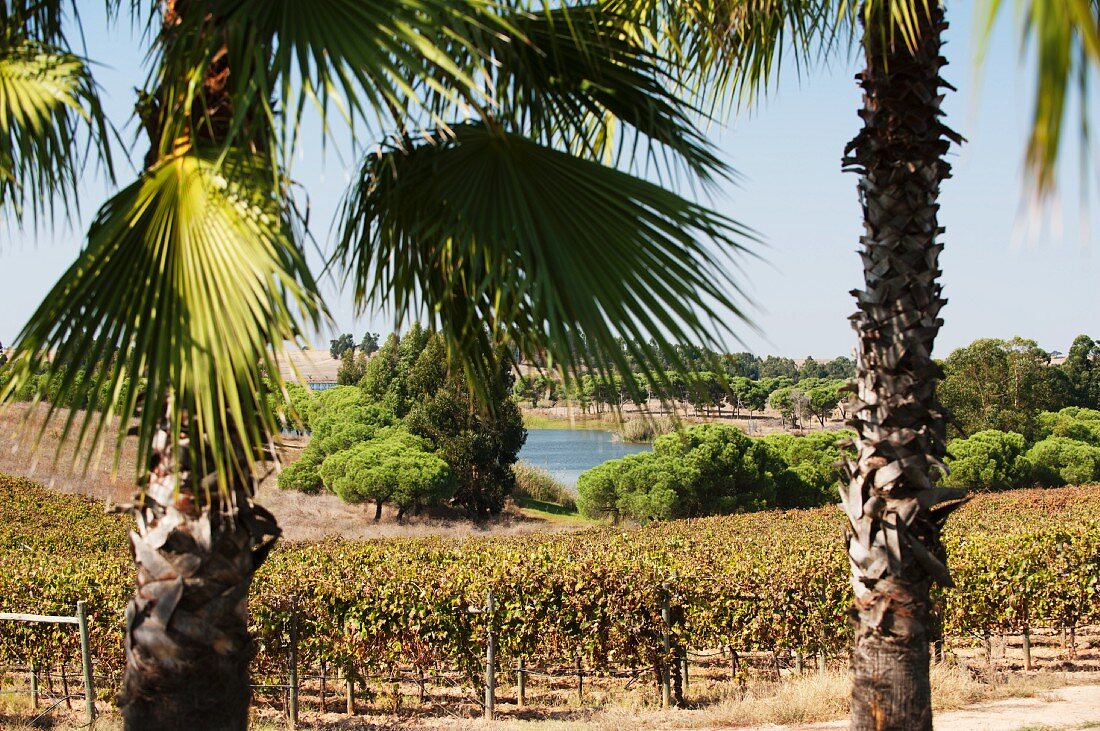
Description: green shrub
319,427,454,515
276,450,325,493
1026,437,1100,486
578,424,792,522
1036,407,1100,447
762,430,855,508
943,430,1032,491
276,391,395,493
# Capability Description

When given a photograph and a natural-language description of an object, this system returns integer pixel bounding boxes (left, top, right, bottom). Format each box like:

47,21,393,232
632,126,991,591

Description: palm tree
0,2,111,223
620,0,1098,728
0,1,752,728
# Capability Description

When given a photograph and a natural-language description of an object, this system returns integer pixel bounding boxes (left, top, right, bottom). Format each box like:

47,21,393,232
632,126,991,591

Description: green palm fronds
335,124,753,394
2,148,326,485
0,29,111,224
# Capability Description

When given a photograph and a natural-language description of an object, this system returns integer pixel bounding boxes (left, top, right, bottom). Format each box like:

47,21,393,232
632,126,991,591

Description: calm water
518,429,651,490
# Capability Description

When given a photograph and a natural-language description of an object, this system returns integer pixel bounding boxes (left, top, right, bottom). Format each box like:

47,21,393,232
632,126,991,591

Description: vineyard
1,473,1099,717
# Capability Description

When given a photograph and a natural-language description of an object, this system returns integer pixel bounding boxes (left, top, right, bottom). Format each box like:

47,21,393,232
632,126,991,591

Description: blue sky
1,4,1096,359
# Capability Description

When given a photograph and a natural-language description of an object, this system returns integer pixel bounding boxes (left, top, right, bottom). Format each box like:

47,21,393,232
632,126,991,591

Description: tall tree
0,3,752,727
360,331,381,356
329,333,355,360
620,0,1098,727
1063,334,1100,409
839,7,963,726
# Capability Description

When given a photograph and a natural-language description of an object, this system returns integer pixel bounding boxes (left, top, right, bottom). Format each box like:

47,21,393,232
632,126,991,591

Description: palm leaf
145,0,499,167
0,33,112,224
334,123,755,398
0,148,326,491
609,0,850,114
428,4,727,183
977,0,1100,194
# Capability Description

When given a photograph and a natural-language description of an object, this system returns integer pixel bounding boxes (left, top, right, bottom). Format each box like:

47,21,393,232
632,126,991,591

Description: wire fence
2,592,1094,728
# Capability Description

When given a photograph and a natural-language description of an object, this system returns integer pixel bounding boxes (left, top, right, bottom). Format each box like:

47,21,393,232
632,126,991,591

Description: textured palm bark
841,4,966,730
117,418,279,730
120,3,281,727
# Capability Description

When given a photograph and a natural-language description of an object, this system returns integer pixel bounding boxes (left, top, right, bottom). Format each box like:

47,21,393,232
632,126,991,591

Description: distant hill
278,348,340,384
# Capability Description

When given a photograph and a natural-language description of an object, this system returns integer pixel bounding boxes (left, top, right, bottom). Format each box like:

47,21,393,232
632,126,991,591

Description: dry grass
455,665,1081,731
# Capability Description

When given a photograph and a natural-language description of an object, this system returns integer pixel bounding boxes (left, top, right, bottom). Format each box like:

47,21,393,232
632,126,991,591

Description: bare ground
3,672,1098,730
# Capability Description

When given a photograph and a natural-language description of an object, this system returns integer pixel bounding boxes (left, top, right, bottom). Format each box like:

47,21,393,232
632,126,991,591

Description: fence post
681,654,688,691
344,670,355,716
29,662,38,708
794,652,803,675
516,657,526,708
818,650,826,676
485,589,495,721
76,601,95,725
576,656,584,704
60,662,72,709
288,609,299,728
660,591,671,709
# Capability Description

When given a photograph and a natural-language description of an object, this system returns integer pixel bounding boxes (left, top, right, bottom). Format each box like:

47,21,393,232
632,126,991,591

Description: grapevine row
1,474,1097,692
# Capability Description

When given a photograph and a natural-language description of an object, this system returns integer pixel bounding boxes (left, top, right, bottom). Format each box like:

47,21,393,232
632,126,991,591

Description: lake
518,429,651,490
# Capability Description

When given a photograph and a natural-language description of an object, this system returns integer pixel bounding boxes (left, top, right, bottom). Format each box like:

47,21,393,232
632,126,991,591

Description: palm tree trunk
120,4,280,728
841,4,966,729
118,417,280,730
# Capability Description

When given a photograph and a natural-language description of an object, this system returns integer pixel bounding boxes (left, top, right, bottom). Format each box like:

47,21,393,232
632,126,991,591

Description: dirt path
740,684,1100,731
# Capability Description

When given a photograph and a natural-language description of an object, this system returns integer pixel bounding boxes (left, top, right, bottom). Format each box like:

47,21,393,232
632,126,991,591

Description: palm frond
334,124,755,398
0,148,326,491
608,0,851,114
144,0,498,168
0,34,112,224
978,0,1100,194
432,4,727,183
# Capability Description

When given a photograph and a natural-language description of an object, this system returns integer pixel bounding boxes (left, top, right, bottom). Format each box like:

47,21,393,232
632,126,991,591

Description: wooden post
516,657,526,708
818,650,826,676
660,593,671,709
1022,625,1032,671
795,652,803,674
576,656,583,704
344,671,355,716
61,662,72,709
320,660,327,712
76,601,95,725
681,654,688,691
288,610,299,728
484,589,495,720
1069,626,1077,658
29,662,38,708
983,631,991,665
